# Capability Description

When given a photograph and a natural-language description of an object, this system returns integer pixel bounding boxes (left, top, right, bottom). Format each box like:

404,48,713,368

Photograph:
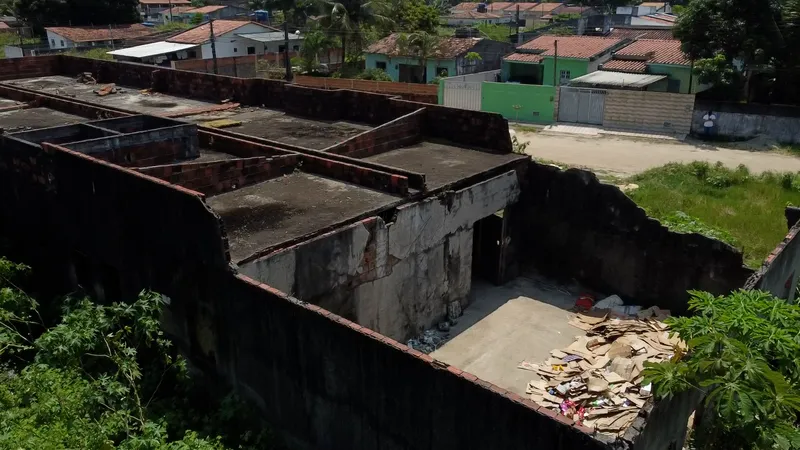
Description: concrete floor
431,273,582,396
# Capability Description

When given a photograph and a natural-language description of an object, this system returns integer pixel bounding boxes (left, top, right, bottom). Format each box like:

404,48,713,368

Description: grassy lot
0,32,40,58
64,48,114,61
627,162,800,268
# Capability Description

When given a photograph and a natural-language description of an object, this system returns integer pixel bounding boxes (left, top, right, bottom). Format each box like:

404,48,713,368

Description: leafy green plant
660,211,738,246
643,290,800,450
0,257,279,449
355,67,392,81
190,12,204,25
511,135,529,154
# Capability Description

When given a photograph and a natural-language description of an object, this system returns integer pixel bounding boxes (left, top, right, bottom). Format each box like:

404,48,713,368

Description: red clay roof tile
602,59,648,73
365,33,482,59
608,27,675,40
503,53,544,63
516,35,625,59
168,20,277,44
45,24,158,43
614,39,689,65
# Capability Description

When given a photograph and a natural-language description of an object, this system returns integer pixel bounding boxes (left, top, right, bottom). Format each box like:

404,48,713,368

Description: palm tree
315,0,394,69
298,28,338,72
397,31,441,83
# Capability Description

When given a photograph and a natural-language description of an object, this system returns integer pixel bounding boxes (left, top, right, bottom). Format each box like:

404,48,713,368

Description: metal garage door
558,87,607,125
443,80,482,111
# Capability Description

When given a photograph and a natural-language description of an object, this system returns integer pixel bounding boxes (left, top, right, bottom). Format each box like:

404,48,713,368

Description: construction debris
76,72,96,84
200,119,242,129
94,83,117,97
519,304,684,437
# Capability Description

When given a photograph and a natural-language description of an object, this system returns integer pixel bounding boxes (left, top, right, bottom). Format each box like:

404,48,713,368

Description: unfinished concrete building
0,55,796,450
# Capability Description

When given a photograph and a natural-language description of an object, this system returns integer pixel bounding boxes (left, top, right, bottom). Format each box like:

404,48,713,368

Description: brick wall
325,109,425,158
136,155,299,196
0,83,129,120
523,161,753,314
62,125,199,167
294,75,439,103
603,90,696,135
0,55,59,81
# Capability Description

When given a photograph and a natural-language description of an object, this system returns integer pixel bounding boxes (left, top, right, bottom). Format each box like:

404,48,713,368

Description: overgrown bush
643,290,800,450
0,257,279,450
355,68,393,81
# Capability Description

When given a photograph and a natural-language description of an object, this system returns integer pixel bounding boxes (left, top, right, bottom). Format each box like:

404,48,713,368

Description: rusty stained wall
239,170,522,341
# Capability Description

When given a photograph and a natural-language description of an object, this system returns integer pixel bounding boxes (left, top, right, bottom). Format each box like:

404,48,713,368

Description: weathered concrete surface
431,275,579,396
0,107,84,132
240,170,522,341
746,209,800,301
207,172,400,262
692,100,800,144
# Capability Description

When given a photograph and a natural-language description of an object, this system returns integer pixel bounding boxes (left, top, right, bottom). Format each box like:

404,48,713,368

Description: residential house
616,2,672,15
187,5,250,21
45,24,160,49
157,6,198,23
523,3,568,27
540,5,597,22
589,38,703,93
365,33,513,82
630,12,676,27
442,11,513,26
108,21,288,64
502,35,626,85
451,2,479,11
139,0,192,22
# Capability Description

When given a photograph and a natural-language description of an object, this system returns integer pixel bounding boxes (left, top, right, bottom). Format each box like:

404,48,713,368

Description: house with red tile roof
364,33,513,82
502,35,627,85
594,39,703,93
45,24,160,50
139,0,192,22
159,4,251,23
442,10,514,26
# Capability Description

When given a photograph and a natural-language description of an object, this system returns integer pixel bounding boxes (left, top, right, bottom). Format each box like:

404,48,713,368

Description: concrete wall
542,57,591,86
0,137,609,450
648,64,701,94
523,162,753,314
240,170,522,341
62,125,199,166
627,389,704,450
603,89,695,135
481,82,556,123
691,100,800,144
745,209,800,301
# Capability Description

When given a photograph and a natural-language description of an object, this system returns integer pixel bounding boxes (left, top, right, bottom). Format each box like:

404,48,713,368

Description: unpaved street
515,131,800,177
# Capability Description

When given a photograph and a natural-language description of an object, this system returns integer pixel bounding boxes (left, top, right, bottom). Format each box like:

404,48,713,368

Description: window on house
293,45,300,51
376,61,387,70
559,69,571,84
60,40,64,47
50,39,55,46
233,47,238,53
247,46,255,55
436,67,449,77
187,49,197,58
278,45,286,52
667,78,681,93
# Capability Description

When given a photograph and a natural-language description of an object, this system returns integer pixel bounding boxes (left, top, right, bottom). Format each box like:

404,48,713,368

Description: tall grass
64,47,114,61
0,32,40,58
627,162,800,268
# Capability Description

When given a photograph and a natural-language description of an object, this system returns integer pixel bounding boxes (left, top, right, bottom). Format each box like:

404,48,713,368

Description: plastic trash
593,295,624,310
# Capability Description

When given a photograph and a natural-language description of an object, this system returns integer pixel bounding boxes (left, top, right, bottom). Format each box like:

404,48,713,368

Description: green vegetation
626,162,800,267
0,257,278,449
64,47,114,61
0,32,38,58
643,290,800,450
355,67,392,81
14,0,140,33
155,21,194,32
475,23,511,42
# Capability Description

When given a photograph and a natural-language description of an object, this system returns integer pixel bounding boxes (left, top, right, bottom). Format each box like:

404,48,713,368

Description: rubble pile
519,305,684,436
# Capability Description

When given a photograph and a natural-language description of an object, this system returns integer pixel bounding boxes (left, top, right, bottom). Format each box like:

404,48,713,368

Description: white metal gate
443,80,482,110
558,87,607,125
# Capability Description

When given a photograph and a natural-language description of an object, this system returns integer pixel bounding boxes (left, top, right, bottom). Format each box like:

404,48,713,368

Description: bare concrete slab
365,141,526,189
206,171,400,262
4,76,214,115
185,107,371,150
431,273,582,396
0,107,84,132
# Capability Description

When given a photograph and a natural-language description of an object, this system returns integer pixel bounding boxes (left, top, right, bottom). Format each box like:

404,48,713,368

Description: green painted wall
541,57,590,86
365,53,457,82
648,64,700,94
481,82,556,124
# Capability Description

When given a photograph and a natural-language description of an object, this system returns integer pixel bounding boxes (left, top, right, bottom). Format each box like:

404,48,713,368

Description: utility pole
515,5,521,45
553,40,558,86
168,0,174,22
209,19,219,75
109,24,115,50
283,15,292,81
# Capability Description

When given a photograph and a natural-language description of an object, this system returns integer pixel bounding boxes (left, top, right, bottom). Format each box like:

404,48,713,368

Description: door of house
558,87,607,125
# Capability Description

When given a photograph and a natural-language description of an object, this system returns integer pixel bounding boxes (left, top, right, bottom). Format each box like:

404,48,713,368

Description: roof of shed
365,33,482,58
614,39,689,65
503,53,544,63
168,20,278,44
515,35,624,59
189,5,228,14
570,70,666,88
602,59,648,73
528,3,566,12
452,2,479,10
107,41,198,58
45,24,157,42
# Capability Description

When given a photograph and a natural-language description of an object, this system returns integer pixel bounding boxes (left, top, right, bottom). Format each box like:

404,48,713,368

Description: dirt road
515,131,800,177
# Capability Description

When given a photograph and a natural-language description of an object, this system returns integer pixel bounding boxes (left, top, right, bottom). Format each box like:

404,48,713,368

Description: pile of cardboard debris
518,304,684,436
